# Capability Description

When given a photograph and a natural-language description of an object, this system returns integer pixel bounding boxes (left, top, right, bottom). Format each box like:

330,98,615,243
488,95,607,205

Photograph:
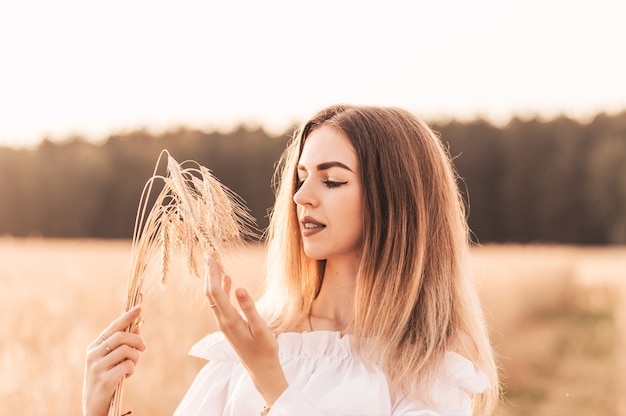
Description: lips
301,216,325,236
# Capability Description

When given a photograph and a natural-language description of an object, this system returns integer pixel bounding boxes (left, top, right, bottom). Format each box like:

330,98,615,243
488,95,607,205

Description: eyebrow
297,161,354,172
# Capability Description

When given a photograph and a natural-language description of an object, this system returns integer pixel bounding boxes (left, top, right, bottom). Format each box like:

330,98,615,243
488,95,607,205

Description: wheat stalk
108,149,256,416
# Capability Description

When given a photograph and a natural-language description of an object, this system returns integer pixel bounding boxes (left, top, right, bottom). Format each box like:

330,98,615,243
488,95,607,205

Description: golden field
0,238,624,415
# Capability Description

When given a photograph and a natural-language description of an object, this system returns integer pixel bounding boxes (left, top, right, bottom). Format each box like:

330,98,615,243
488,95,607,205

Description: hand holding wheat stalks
108,150,256,416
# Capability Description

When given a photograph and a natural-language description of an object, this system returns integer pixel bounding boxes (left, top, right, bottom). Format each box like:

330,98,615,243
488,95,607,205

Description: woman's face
293,125,364,262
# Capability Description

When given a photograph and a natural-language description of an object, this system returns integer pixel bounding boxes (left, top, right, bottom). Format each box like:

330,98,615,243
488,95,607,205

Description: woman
83,105,499,415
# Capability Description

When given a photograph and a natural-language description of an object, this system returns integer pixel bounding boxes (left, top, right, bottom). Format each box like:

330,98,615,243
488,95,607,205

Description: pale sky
1,0,625,147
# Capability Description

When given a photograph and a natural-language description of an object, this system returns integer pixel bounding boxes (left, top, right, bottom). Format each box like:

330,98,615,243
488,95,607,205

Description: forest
0,111,625,244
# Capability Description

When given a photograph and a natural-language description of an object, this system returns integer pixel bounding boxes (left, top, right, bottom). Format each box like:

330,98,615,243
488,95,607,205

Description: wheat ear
108,149,256,416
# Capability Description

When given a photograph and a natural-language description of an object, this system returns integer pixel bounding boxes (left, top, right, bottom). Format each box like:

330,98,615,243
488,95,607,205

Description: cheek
343,193,364,237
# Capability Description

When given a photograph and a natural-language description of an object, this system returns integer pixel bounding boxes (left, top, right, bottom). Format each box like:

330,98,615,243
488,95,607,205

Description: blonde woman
84,105,499,415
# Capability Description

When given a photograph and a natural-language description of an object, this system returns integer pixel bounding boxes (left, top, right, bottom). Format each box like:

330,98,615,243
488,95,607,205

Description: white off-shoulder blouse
174,331,489,416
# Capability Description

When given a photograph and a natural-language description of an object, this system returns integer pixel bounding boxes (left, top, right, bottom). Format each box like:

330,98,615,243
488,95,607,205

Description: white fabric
174,331,489,416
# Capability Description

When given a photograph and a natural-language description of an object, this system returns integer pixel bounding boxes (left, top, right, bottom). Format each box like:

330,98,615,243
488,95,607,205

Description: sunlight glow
0,0,624,146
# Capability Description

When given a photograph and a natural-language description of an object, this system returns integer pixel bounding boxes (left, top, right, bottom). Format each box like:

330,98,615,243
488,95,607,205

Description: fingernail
204,252,212,260
236,288,246,299
131,304,141,312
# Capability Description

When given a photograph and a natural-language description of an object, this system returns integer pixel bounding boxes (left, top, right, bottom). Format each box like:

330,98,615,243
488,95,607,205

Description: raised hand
82,305,147,416
204,254,288,407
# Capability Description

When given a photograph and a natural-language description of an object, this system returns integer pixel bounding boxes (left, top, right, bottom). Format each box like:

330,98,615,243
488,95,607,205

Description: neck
309,257,358,333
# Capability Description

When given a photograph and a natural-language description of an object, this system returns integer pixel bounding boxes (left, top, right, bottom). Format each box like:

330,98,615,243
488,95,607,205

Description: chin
303,251,327,261
302,246,328,260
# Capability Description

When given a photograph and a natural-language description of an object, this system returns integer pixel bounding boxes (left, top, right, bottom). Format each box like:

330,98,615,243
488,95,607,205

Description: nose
293,179,318,207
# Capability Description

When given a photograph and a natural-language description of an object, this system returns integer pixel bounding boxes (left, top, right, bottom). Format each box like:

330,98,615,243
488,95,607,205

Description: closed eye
324,180,348,188
295,178,347,191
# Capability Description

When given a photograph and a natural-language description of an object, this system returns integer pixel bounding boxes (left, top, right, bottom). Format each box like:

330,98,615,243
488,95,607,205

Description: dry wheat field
1,238,624,415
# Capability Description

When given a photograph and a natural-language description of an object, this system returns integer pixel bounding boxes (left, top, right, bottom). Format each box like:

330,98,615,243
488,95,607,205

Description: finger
205,255,230,310
90,334,146,369
222,273,232,298
96,305,142,344
107,357,139,383
204,272,215,306
235,288,265,335
105,332,147,355
104,344,142,369
86,342,144,390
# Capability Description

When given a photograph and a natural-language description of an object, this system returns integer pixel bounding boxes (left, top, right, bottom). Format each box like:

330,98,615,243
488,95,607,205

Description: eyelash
324,180,347,188
295,179,348,190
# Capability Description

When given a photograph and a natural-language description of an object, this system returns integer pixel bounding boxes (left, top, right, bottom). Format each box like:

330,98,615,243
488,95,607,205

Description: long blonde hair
259,105,499,414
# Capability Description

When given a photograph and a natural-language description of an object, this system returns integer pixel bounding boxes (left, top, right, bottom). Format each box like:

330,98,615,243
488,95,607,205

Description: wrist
251,363,289,408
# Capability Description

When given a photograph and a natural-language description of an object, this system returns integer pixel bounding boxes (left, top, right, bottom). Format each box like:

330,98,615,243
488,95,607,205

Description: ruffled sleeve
173,332,238,416
175,331,393,416
392,351,491,415
267,331,391,415
174,332,489,416
266,386,325,416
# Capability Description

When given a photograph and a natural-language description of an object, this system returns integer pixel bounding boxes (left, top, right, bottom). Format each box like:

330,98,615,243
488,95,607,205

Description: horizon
5,107,626,151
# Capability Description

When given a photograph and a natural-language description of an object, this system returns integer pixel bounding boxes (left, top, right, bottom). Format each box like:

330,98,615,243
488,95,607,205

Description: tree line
0,111,624,244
